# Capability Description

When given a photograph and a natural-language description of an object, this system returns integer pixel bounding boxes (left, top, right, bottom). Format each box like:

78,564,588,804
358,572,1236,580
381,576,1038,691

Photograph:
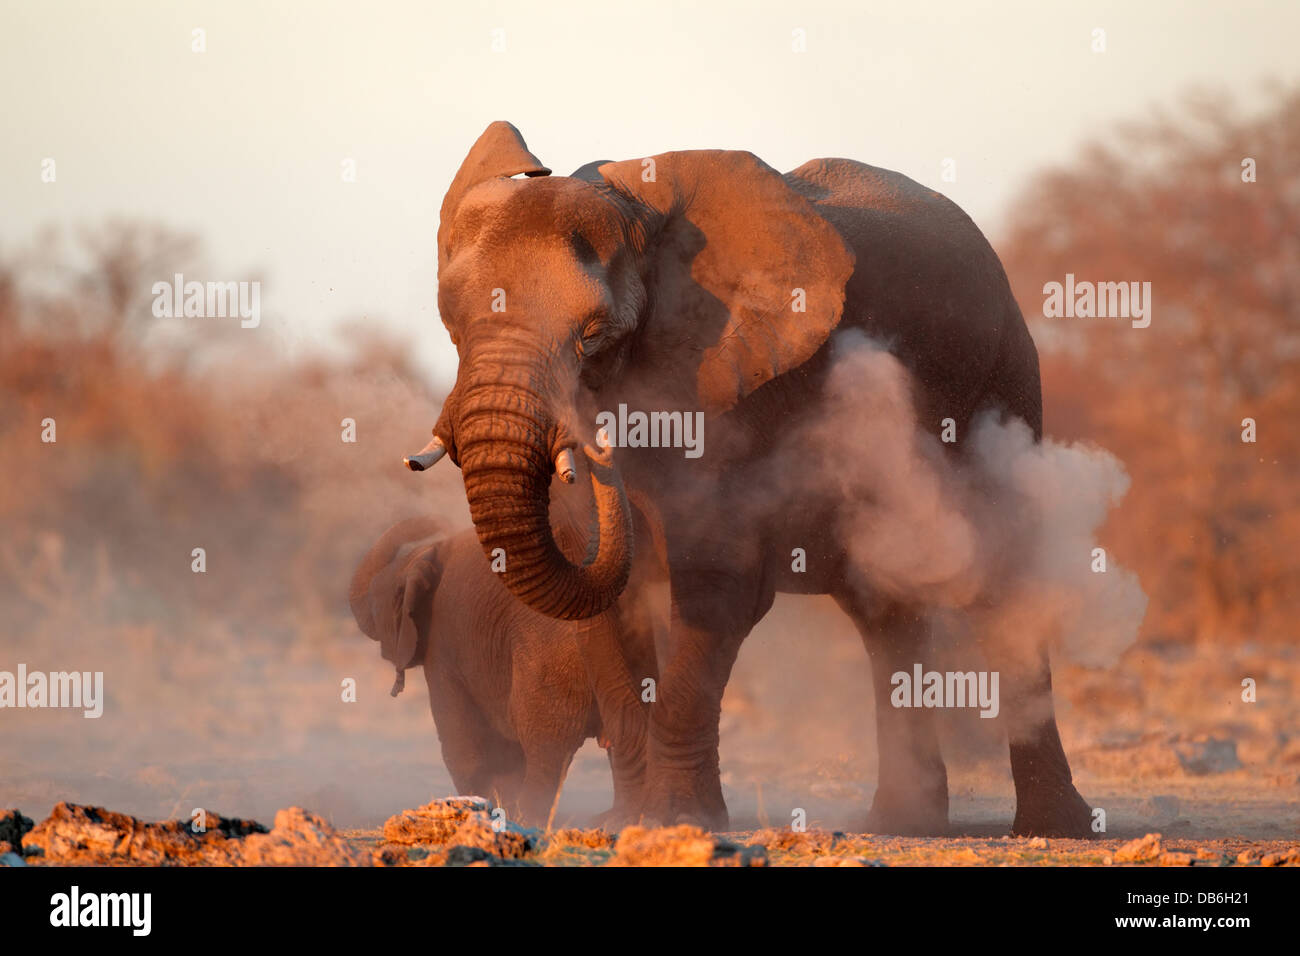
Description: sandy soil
5,593,1297,864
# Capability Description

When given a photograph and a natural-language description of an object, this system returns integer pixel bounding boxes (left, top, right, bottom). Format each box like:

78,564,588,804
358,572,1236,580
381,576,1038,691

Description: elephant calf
349,481,663,827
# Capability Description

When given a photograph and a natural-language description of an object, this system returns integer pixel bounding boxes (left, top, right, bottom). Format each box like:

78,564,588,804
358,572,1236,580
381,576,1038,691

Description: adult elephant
409,120,1093,836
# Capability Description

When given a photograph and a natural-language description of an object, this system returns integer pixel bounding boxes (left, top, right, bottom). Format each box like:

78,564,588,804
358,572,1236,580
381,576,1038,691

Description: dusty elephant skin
412,121,1091,835
350,479,665,827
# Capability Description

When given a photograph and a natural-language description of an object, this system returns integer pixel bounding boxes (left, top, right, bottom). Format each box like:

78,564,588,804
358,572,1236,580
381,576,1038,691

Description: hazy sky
2,0,1296,384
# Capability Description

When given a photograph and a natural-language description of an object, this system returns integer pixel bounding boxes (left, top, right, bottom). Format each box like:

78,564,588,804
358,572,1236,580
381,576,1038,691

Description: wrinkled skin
349,465,664,827
424,121,1094,836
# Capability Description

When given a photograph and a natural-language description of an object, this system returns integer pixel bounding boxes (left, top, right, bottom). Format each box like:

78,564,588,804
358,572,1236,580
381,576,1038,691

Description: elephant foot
864,786,949,836
1011,784,1095,838
591,804,643,832
641,771,729,831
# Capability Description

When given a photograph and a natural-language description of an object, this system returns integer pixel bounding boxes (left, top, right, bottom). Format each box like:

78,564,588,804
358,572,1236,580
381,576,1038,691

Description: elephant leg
836,594,950,835
594,737,649,828
573,617,649,827
981,638,1093,837
513,746,575,829
426,670,522,803
642,569,764,830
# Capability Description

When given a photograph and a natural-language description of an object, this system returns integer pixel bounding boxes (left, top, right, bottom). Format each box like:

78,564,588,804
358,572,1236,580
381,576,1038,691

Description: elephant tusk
556,448,577,484
404,435,447,472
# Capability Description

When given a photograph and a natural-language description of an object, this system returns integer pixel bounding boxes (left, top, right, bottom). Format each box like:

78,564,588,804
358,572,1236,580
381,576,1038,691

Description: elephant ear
439,121,550,267
387,553,440,696
595,150,856,414
350,518,446,697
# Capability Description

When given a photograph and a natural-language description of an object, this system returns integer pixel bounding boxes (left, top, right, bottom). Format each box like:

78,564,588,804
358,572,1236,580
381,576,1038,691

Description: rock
1114,832,1163,863
381,797,536,859
21,802,366,866
811,855,885,867
239,807,371,867
547,828,616,850
1173,737,1242,775
608,825,768,867
446,845,494,866
0,810,34,849
1026,837,1050,850
22,802,266,865
382,796,492,844
746,828,841,854
1237,848,1261,864
375,846,409,866
0,850,26,867
444,845,539,867
1260,847,1300,867
1158,851,1194,866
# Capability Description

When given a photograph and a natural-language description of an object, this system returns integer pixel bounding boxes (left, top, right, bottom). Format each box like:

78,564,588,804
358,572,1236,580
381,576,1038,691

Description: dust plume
793,329,1147,667
710,330,1148,828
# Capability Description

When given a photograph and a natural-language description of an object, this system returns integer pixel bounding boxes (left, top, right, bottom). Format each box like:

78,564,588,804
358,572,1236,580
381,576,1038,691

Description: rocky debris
1114,833,1163,863
237,807,371,867
1260,846,1300,867
547,828,616,850
0,810,34,850
20,802,367,866
375,845,409,866
381,797,536,859
444,845,540,867
812,855,886,867
383,796,491,844
22,802,267,865
1026,837,1050,850
1158,846,1225,866
402,844,541,867
746,828,842,855
1173,737,1242,775
1237,847,1262,864
607,825,768,867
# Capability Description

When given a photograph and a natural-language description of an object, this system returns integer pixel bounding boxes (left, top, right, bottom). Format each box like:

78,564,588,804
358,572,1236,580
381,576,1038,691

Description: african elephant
349,466,664,827
408,120,1094,836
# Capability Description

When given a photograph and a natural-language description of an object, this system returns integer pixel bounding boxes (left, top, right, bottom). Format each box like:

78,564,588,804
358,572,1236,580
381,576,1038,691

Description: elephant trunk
455,357,632,621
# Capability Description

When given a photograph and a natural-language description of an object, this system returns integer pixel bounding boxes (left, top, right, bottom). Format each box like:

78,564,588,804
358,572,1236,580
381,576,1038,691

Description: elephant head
416,121,855,620
349,516,446,696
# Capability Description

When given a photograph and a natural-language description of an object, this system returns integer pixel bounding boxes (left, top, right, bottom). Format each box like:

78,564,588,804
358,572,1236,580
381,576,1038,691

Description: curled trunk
456,376,632,620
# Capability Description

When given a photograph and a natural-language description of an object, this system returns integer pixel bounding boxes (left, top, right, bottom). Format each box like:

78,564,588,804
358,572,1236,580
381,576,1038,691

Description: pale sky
2,0,1296,385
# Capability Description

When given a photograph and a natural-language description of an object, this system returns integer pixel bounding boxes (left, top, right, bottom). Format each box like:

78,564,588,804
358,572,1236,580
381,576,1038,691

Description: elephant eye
576,318,606,358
